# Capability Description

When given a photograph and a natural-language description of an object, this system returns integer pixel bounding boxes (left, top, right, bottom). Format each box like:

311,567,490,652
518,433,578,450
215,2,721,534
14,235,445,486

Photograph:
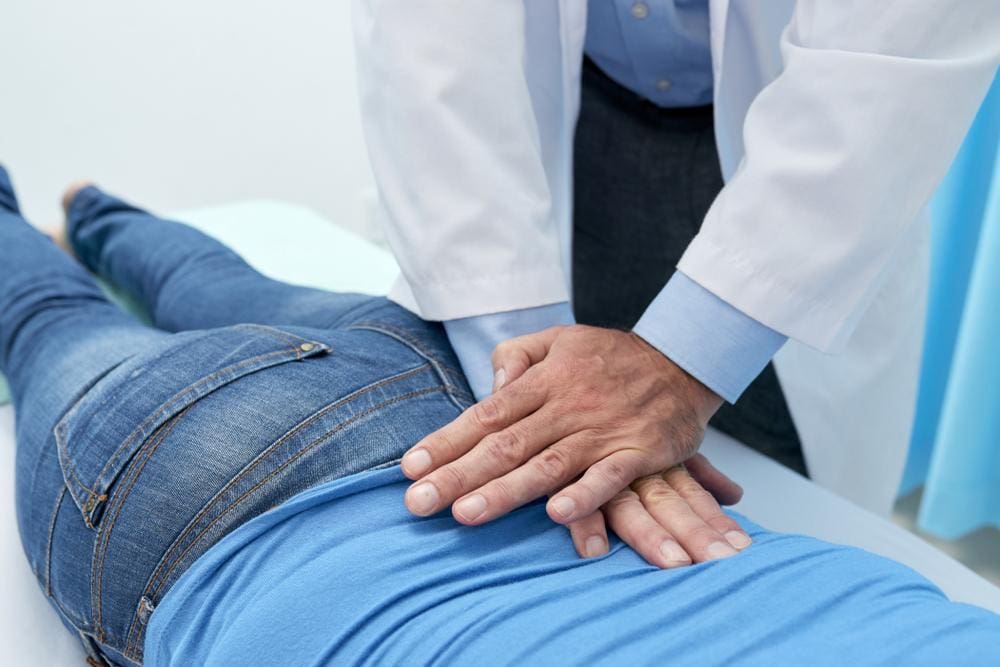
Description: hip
25,320,469,666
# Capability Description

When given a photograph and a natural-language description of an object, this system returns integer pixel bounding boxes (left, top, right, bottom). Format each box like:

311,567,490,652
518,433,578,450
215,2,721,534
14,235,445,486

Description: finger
401,369,547,480
406,404,569,518
566,511,609,559
450,436,585,524
684,454,743,506
603,489,692,568
633,475,739,563
663,465,751,551
491,326,566,392
545,449,647,524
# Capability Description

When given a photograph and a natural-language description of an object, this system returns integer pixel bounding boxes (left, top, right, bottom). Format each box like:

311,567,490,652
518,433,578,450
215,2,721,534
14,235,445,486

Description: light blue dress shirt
445,273,785,404
445,1,787,404
585,0,713,108
445,302,576,400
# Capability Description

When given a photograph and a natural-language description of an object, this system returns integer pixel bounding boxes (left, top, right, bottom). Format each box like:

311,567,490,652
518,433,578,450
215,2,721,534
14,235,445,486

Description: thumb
491,325,567,392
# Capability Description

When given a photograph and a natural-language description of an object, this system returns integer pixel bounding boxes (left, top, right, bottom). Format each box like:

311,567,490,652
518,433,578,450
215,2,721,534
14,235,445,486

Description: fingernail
725,530,752,550
454,494,487,522
492,368,506,393
402,449,432,477
706,541,739,560
585,535,606,558
659,540,691,565
551,496,576,519
406,482,439,515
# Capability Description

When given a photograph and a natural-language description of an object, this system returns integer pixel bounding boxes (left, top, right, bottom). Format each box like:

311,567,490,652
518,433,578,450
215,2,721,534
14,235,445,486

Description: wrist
629,332,723,425
632,272,786,403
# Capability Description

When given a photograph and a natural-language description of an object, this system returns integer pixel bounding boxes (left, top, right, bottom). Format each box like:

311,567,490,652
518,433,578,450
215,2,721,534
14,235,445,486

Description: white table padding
2,201,997,666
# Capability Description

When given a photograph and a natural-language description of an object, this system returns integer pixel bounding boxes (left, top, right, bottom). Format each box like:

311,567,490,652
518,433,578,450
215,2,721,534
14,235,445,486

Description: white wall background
0,1,376,235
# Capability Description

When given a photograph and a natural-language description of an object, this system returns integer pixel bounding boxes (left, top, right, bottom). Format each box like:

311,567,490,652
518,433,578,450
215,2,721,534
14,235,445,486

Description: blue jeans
0,166,473,666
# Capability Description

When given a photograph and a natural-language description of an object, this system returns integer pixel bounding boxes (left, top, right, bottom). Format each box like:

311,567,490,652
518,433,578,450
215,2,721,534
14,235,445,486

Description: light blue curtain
900,73,1000,539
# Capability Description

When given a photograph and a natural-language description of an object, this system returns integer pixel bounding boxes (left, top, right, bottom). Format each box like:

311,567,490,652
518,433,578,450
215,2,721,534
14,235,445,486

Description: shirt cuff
632,272,787,403
444,302,576,401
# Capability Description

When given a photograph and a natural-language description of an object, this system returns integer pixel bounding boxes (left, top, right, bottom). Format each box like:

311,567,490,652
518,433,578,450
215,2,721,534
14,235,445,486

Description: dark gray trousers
572,57,807,475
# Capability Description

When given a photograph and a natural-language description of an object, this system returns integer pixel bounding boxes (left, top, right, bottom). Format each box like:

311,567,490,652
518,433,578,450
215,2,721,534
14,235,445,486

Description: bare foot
62,179,95,215
49,180,96,254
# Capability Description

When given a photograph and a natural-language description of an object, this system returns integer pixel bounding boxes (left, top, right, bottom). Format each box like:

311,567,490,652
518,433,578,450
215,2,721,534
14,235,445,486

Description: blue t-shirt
145,466,1000,666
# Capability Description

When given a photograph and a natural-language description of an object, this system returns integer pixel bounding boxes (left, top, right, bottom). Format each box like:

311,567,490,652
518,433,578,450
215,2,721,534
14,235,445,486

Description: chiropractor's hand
563,454,749,566
401,324,725,530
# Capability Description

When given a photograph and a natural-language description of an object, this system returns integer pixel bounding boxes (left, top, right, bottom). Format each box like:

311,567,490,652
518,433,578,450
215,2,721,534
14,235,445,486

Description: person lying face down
0,165,997,666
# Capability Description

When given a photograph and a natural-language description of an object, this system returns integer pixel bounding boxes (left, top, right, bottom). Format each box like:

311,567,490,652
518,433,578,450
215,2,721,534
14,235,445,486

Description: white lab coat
352,1,1000,514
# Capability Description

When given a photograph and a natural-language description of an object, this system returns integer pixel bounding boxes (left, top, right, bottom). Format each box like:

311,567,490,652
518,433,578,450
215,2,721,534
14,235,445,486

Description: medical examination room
1,1,998,665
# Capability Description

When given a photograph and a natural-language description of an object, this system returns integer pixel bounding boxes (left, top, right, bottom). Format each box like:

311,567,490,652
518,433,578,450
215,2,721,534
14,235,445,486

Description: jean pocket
53,323,329,529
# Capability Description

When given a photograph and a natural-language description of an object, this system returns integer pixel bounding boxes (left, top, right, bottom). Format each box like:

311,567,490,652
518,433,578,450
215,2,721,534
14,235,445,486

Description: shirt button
657,79,672,92
630,2,649,19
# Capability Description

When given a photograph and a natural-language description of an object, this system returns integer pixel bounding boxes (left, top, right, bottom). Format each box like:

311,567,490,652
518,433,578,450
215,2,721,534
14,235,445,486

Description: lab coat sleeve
351,0,569,321
679,1,1000,351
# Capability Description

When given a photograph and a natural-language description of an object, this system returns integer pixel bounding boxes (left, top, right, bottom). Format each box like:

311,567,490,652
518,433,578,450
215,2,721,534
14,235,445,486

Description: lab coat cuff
632,272,787,403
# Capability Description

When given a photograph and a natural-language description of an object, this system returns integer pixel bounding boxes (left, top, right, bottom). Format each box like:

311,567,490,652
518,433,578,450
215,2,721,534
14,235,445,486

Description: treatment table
2,201,998,664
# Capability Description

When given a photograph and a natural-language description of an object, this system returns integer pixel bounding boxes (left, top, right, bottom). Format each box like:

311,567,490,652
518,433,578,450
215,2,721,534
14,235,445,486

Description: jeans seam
348,323,473,409
43,488,92,631
123,384,445,660
44,486,67,597
90,406,189,645
47,357,135,505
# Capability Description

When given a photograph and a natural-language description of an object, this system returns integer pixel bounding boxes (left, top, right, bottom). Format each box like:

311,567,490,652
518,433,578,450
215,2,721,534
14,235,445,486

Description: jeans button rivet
300,343,315,352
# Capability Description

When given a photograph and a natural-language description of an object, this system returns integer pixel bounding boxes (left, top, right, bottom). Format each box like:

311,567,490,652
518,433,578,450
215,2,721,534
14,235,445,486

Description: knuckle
482,430,525,468
472,398,504,428
425,431,456,457
435,464,469,495
630,474,661,497
604,489,640,513
487,478,517,508
533,447,571,485
640,482,680,507
596,458,633,488
676,479,714,504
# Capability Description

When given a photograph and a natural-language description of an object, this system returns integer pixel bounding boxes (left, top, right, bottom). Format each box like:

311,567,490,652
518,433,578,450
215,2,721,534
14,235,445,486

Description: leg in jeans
64,184,471,409
67,186,376,333
0,166,168,574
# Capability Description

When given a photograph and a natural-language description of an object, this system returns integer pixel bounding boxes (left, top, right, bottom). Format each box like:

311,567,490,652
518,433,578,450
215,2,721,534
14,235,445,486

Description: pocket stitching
131,362,432,616
55,321,326,506
91,348,297,494
90,406,190,645
123,385,446,659
58,342,323,526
